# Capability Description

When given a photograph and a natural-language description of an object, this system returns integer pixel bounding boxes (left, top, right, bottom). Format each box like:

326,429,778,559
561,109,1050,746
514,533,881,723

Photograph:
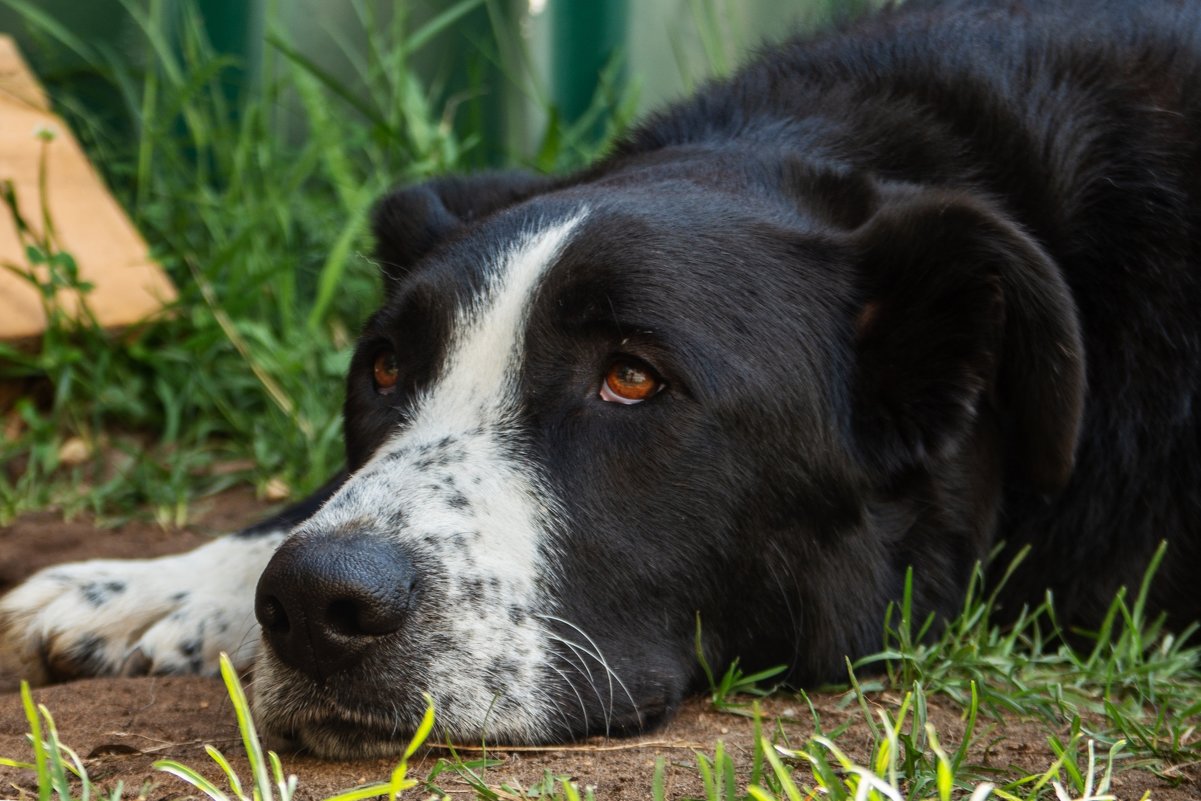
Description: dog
4,0,1201,758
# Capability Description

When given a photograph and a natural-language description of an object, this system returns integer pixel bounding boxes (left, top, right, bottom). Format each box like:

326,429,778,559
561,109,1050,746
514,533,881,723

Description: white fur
0,532,284,681
256,215,585,744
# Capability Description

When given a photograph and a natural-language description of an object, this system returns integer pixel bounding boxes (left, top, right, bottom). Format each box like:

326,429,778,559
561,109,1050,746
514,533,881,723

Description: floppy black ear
851,187,1085,492
371,170,553,293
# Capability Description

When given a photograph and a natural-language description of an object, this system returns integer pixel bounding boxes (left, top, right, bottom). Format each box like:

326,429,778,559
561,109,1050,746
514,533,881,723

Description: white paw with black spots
0,532,284,683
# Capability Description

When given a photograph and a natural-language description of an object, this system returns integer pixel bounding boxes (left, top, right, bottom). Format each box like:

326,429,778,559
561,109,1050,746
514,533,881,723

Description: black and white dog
5,0,1201,758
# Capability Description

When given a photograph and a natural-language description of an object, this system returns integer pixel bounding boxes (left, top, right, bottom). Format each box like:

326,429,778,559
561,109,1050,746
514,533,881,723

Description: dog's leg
0,474,344,683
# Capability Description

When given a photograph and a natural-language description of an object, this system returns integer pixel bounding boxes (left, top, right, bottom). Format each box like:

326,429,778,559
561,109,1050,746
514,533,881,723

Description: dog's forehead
442,213,584,374
388,185,792,320
420,207,674,353
390,202,592,310
377,210,586,432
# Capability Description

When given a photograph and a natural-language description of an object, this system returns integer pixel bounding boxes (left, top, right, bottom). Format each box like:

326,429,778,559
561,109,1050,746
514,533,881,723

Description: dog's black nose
254,532,415,681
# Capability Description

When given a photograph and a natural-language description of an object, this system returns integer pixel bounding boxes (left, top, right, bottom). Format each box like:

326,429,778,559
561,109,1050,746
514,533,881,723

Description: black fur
259,0,1201,745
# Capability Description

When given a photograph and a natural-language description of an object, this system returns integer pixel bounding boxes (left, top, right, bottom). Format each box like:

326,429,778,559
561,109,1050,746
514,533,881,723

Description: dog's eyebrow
605,294,625,338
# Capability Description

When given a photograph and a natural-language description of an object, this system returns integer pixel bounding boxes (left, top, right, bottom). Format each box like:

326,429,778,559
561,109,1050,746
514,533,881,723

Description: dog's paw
0,532,285,683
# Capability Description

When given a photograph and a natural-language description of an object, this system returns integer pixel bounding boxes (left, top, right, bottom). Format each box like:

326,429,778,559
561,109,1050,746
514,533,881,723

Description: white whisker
545,631,612,735
542,662,590,737
537,614,641,727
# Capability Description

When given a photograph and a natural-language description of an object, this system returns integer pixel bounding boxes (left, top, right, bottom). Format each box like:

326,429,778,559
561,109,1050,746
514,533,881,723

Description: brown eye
373,348,399,394
600,359,661,404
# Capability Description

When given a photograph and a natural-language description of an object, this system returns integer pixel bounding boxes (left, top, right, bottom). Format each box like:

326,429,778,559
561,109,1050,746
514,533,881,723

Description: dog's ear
850,187,1085,492
781,157,879,230
371,170,553,293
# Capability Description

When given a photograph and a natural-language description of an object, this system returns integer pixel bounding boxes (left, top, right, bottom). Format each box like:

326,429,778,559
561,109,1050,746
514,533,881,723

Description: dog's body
5,0,1201,757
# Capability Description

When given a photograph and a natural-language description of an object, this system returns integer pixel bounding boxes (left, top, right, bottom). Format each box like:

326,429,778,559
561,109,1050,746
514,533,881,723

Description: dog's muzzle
254,531,416,681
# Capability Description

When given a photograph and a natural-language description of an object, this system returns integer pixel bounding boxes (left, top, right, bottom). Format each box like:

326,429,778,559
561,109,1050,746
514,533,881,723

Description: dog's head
250,159,1084,757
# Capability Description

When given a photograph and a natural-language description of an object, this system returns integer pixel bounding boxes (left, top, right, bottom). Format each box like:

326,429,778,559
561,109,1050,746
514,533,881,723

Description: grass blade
155,759,233,801
405,0,485,55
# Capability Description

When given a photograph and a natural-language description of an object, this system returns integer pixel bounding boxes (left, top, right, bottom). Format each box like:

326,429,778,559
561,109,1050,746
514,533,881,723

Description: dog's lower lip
272,712,416,756
261,730,301,753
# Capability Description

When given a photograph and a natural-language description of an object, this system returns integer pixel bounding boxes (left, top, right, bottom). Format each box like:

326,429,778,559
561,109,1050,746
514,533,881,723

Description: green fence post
193,0,264,107
549,0,628,140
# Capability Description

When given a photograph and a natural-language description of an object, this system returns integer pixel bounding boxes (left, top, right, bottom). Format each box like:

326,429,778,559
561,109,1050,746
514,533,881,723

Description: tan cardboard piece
0,34,176,344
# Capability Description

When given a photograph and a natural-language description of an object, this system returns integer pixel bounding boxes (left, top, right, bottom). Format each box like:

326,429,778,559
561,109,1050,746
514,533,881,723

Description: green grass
852,543,1201,774
696,612,789,714
2,607,1179,801
0,0,635,525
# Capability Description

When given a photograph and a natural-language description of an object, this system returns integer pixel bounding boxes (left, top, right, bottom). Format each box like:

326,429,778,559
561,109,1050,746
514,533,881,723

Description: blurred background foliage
0,0,873,524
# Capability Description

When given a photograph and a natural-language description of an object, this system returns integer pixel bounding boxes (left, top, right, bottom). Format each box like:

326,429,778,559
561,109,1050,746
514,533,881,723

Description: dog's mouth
252,666,442,758
262,720,389,759
257,686,670,760
250,648,578,758
262,708,427,760
249,638,672,758
255,689,576,760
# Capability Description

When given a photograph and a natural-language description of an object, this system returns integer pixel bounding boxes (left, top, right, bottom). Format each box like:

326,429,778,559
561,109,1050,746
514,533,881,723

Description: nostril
257,595,289,633
327,598,362,636
326,589,411,637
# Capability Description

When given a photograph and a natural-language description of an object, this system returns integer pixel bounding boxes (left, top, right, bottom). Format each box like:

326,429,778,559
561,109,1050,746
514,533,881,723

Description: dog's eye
600,359,662,404
372,348,399,395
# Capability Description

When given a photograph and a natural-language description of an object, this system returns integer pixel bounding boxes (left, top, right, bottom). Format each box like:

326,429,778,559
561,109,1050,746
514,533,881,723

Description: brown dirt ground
0,494,1197,800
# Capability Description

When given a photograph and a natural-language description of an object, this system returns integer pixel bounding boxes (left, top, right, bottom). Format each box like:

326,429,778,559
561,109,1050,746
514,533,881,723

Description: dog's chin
261,716,419,760
250,652,580,758
250,652,426,758
263,704,663,760
249,652,677,758
254,693,576,760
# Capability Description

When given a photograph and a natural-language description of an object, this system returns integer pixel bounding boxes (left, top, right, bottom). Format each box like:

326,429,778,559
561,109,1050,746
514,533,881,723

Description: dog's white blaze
284,214,585,740
416,214,583,433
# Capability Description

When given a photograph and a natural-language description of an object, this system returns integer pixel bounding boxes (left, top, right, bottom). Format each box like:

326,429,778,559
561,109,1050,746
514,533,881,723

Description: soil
0,494,1197,800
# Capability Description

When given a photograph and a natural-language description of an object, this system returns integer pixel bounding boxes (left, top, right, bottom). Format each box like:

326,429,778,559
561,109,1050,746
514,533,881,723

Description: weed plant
854,543,1201,773
0,0,635,525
